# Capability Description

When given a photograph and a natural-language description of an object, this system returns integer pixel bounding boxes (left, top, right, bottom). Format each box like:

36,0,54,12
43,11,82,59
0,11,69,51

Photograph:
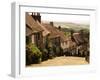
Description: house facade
26,13,44,49
42,23,61,48
26,12,69,56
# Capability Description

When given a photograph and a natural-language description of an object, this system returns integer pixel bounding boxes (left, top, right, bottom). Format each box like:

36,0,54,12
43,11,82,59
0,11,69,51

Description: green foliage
26,46,32,65
55,47,60,56
26,43,42,65
42,48,49,61
79,29,89,43
44,36,56,59
78,29,89,35
82,28,89,33
27,43,42,56
48,47,55,59
64,32,71,37
26,36,31,45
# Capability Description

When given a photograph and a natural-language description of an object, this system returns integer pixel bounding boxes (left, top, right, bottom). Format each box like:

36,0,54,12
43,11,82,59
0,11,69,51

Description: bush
48,47,55,59
42,48,49,61
60,47,64,56
64,32,71,37
26,36,31,45
85,50,90,63
26,43,42,65
26,46,32,65
55,47,61,56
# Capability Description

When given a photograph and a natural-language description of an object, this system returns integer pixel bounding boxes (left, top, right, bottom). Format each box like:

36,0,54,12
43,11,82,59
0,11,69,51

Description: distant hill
54,22,89,31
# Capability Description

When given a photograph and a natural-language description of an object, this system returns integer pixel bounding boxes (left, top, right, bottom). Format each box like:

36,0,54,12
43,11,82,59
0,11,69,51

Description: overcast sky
41,13,90,24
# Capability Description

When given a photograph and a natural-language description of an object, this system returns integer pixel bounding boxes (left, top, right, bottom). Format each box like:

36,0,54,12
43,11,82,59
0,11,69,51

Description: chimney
50,22,54,26
31,12,41,23
58,26,61,30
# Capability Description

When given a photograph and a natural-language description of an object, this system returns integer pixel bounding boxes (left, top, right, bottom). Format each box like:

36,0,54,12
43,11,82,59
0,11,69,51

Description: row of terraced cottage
26,12,89,65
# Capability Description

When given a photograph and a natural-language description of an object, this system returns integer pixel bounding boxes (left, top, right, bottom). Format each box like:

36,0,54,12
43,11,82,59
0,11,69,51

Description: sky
41,13,90,24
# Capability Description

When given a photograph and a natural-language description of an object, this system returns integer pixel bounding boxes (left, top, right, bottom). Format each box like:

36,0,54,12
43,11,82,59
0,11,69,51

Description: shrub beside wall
42,48,49,61
26,43,42,65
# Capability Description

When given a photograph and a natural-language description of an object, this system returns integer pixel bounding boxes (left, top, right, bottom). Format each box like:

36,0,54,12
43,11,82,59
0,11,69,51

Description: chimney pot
31,12,41,23
50,22,54,26
58,26,61,30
